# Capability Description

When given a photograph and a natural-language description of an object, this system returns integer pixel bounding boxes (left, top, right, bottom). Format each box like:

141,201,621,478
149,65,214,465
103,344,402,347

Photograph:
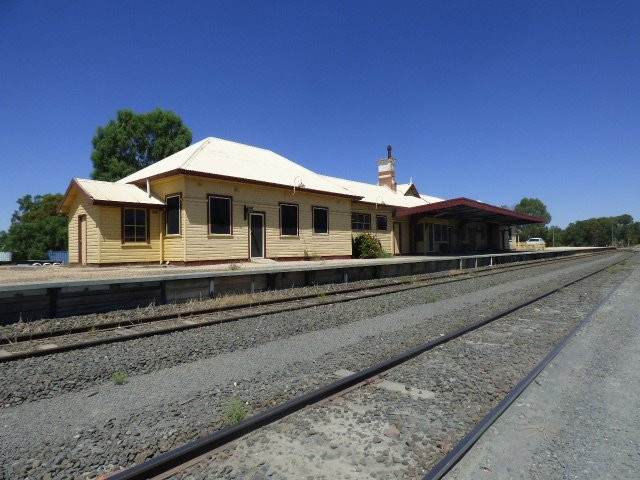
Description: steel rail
423,253,637,480
0,251,611,363
2,251,606,345
108,253,632,480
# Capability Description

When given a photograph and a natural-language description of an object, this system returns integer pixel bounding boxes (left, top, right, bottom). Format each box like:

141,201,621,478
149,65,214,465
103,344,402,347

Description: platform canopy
395,197,546,224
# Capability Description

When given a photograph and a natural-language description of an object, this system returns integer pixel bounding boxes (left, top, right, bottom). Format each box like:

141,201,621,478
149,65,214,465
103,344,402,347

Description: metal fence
0,252,12,262
47,251,69,264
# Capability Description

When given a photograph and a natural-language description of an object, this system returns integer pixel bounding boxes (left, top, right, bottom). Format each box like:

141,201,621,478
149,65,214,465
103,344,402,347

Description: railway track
0,251,612,363
105,252,634,480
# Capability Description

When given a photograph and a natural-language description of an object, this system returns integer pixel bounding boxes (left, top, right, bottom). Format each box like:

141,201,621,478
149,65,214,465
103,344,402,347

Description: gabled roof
59,178,165,213
396,197,545,224
320,175,444,208
117,137,361,200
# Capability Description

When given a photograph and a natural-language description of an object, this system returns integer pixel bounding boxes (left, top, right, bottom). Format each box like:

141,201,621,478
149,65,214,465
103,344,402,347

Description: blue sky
1,1,638,230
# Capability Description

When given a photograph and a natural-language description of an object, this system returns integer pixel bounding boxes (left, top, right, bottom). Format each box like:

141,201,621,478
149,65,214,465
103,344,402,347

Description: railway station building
59,137,543,265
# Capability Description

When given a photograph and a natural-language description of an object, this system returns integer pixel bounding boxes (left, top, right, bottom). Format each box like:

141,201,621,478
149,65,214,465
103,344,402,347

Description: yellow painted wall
96,205,162,263
67,192,100,264
149,176,186,262
181,175,354,261
349,202,394,255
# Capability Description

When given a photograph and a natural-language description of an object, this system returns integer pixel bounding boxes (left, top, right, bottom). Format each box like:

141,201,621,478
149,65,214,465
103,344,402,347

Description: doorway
78,214,86,265
393,222,401,255
249,212,265,258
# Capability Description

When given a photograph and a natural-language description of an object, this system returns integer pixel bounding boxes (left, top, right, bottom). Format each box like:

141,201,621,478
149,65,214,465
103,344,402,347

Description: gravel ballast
176,255,638,479
0,252,633,479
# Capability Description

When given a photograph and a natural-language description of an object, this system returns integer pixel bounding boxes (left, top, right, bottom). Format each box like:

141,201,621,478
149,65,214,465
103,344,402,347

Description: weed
316,291,330,304
377,251,393,258
426,295,438,303
607,266,621,274
224,398,247,425
111,372,128,385
228,263,241,271
88,326,98,333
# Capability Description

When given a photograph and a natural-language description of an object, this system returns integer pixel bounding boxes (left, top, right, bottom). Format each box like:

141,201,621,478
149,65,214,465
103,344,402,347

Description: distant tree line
512,198,640,247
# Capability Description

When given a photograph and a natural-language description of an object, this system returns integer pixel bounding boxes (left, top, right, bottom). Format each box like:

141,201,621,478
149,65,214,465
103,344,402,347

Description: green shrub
111,372,128,385
224,398,247,425
352,233,385,259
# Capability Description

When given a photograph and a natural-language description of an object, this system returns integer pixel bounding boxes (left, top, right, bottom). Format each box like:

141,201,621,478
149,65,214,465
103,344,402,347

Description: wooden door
249,213,265,258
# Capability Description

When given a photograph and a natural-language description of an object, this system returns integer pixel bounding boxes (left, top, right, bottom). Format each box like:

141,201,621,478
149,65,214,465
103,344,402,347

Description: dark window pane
313,208,328,234
351,213,371,230
124,209,135,225
135,209,146,225
281,204,298,236
415,224,424,241
376,215,387,231
209,197,231,234
166,196,180,235
124,226,135,242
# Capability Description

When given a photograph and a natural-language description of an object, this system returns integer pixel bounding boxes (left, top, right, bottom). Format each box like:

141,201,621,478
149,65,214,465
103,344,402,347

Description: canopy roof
118,137,361,199
396,197,545,224
59,178,165,213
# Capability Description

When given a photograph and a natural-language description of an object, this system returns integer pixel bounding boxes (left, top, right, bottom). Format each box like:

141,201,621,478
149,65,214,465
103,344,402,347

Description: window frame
312,206,329,235
121,207,150,244
207,194,233,236
279,203,299,237
376,214,388,232
165,193,182,236
351,212,372,231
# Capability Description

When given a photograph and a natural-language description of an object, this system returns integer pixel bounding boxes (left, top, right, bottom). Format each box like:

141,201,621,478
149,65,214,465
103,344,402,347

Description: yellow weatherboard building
59,137,543,265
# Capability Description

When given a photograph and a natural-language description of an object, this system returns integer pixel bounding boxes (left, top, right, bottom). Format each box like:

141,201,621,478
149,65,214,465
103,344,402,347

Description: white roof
73,178,164,206
320,175,442,208
118,137,359,199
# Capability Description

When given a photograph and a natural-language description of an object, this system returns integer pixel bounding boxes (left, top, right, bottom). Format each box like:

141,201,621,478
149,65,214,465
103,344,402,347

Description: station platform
0,247,612,324
445,257,640,479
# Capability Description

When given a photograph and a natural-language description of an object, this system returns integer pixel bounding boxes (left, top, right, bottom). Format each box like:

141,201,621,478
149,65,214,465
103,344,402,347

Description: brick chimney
377,145,396,191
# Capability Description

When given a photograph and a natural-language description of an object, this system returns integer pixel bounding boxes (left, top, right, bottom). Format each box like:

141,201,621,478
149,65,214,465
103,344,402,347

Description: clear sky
1,1,638,230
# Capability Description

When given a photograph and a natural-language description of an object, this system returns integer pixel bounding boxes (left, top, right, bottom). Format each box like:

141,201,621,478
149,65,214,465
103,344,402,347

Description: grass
426,295,439,303
224,398,247,425
607,266,621,274
227,263,242,271
111,372,128,385
316,291,330,304
88,326,98,333
377,251,393,258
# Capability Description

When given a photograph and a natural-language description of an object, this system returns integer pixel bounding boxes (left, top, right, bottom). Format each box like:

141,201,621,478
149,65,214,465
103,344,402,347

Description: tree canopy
514,197,551,240
91,109,192,181
4,194,67,260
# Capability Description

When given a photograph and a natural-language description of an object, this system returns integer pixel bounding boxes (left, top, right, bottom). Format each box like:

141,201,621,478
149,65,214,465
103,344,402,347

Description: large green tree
4,194,68,260
514,197,551,240
91,109,192,181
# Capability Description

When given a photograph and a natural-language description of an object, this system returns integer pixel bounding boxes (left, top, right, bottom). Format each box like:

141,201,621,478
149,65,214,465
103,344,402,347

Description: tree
4,194,67,260
91,109,192,181
514,197,551,240
0,230,7,251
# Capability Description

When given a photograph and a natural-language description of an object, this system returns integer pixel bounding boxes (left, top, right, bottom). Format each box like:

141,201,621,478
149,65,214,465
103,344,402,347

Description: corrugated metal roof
117,137,360,199
320,175,443,208
59,178,165,213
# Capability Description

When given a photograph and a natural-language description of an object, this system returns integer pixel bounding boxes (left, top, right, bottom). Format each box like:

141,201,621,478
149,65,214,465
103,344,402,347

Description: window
351,213,371,230
376,215,388,231
313,207,328,234
123,208,147,243
432,224,450,243
280,204,299,236
208,196,232,234
415,224,424,241
166,195,181,235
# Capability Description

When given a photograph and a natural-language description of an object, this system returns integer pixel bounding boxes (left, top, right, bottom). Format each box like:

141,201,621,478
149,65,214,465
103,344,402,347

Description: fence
47,251,69,264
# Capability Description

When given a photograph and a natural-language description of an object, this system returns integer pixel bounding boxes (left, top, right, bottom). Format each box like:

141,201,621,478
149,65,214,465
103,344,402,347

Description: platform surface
0,247,604,290
445,259,640,479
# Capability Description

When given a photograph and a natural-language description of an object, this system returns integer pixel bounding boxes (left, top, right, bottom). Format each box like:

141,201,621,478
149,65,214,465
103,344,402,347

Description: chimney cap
387,145,392,159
